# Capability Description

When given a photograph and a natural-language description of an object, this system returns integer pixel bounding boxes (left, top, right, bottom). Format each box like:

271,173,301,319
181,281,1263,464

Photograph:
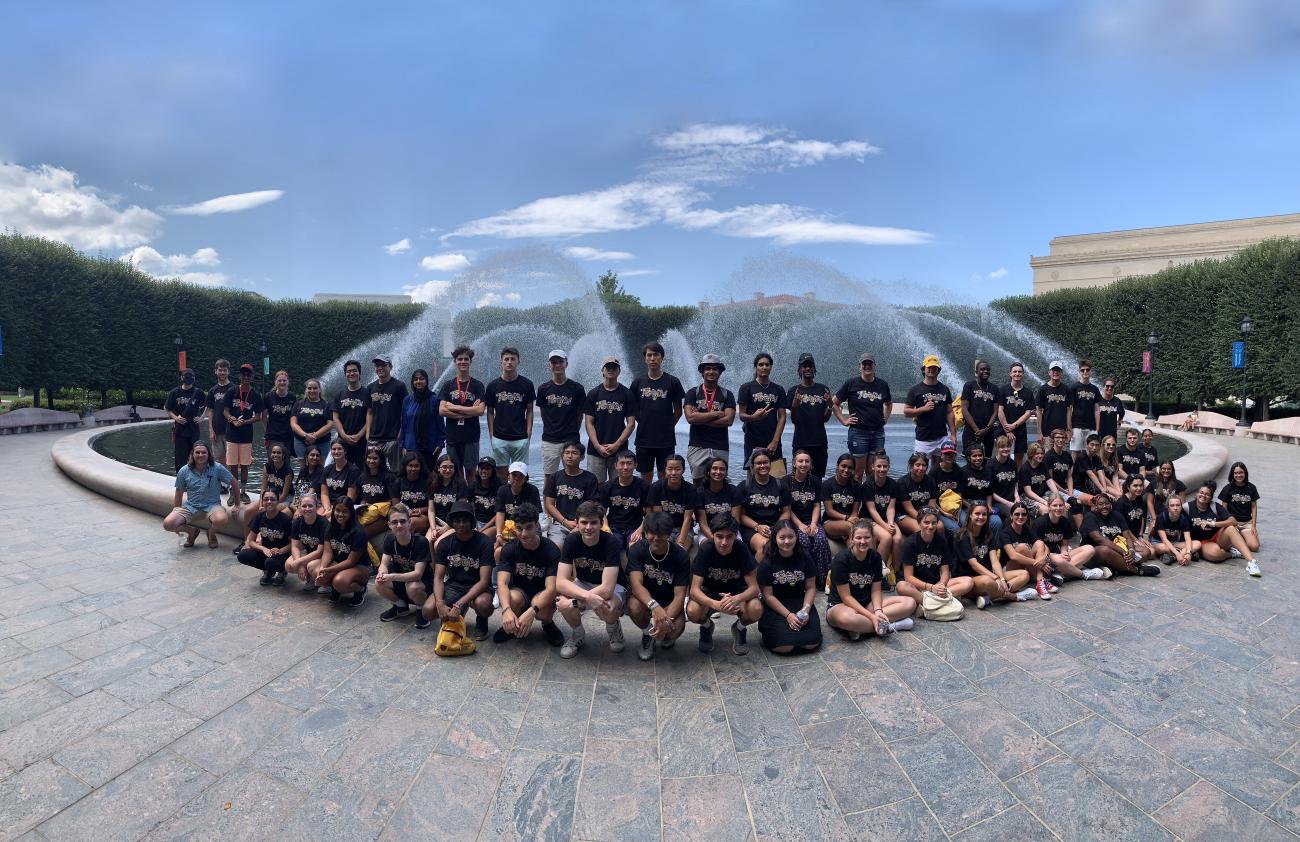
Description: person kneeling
626,512,689,661
493,503,564,646
688,514,763,655
313,500,372,607
428,502,495,641
556,501,628,658
756,520,823,654
237,490,293,586
375,503,433,628
826,520,917,639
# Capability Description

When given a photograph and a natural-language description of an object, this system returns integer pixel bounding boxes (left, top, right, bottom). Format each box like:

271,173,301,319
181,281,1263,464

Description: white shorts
1070,428,1094,452
913,438,946,457
562,578,628,611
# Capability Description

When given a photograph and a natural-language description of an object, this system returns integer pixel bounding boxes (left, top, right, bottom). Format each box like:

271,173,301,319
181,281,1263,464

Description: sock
1015,587,1037,601
395,600,408,610
890,618,914,632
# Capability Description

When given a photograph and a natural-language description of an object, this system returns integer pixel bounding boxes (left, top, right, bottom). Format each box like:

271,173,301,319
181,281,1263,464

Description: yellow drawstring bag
435,616,476,657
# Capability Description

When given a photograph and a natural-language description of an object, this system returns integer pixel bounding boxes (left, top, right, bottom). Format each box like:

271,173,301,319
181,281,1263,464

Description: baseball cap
547,349,567,361
940,439,958,455
860,352,875,364
922,355,941,369
372,354,392,367
508,461,529,477
1049,360,1065,371
477,456,497,468
601,355,621,368
238,362,254,373
797,353,816,367
698,353,725,372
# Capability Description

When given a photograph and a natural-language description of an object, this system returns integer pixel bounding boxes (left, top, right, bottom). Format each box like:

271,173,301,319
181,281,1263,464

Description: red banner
1141,350,1151,374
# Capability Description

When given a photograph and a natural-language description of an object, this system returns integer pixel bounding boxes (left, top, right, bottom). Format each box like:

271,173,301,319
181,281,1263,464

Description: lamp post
174,335,185,372
1237,315,1253,426
1146,331,1158,421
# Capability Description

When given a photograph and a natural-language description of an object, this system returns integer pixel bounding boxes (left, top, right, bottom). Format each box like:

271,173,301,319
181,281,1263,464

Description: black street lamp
1146,331,1158,420
1237,315,1253,426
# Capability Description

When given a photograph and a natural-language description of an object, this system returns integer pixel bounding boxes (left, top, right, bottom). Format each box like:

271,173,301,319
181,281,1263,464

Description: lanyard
701,385,717,411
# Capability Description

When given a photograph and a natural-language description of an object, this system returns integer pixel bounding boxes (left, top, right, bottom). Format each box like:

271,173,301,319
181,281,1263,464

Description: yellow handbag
939,489,963,517
435,615,476,657
358,501,390,525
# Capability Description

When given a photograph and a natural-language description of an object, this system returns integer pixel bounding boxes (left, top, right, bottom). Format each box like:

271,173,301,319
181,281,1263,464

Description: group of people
161,345,1265,661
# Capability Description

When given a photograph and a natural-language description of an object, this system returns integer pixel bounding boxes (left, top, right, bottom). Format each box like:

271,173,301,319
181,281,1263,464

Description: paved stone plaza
1,429,1298,841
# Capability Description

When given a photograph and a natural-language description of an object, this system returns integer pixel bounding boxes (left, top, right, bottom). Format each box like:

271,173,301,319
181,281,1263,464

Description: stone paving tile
0,760,91,841
720,679,803,753
951,805,1057,842
257,651,360,710
975,667,1088,736
1048,715,1194,813
571,738,660,841
190,618,285,663
250,703,370,790
1173,680,1300,758
163,655,285,719
842,797,947,842
436,687,526,761
171,693,300,776
654,649,719,698
0,680,73,732
1267,783,1300,836
320,659,415,716
392,656,486,717
1154,779,1296,842
1006,756,1173,842
476,642,546,694
37,750,217,842
1051,668,1178,734
59,616,163,660
11,612,115,652
380,754,503,841
737,744,853,840
1144,715,1299,810
987,634,1083,682
273,778,396,841
939,697,1060,780
514,680,591,755
0,647,80,693
47,642,165,696
822,647,944,742
0,636,31,663
660,774,754,841
658,695,735,778
53,700,202,788
772,659,858,726
329,707,445,796
588,673,656,741
537,647,600,685
0,689,134,772
480,748,581,841
926,626,1015,681
890,726,1016,834
801,716,914,814
711,647,777,684
142,765,304,842
885,651,983,707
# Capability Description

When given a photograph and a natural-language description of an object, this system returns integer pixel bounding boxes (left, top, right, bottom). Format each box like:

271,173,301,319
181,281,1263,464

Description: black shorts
635,446,673,475
794,445,828,479
442,580,473,607
1011,426,1028,455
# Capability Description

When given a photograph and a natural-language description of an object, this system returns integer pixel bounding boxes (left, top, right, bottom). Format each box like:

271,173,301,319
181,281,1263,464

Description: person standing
959,359,998,459
290,378,333,460
262,370,296,462
205,358,236,474
1035,361,1072,446
737,353,788,477
437,346,487,481
583,356,635,484
485,346,536,482
537,350,587,476
833,352,893,481
331,359,371,467
223,363,265,506
165,368,204,471
683,354,736,481
1069,360,1101,454
788,354,833,479
367,354,409,474
903,355,956,457
1096,377,1124,443
400,368,445,472
997,362,1034,466
629,341,685,483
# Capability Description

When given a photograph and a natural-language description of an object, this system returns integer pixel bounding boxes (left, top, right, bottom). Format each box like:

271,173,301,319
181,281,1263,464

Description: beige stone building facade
1030,212,1300,295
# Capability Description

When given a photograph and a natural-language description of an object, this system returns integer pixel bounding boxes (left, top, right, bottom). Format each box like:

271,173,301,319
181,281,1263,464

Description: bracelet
646,599,660,610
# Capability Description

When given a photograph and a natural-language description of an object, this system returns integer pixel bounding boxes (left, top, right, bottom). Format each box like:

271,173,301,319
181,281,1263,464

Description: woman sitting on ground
737,450,792,561
356,445,396,538
1016,444,1052,516
1145,461,1186,526
997,500,1053,600
1033,493,1106,584
860,453,901,577
236,490,294,586
1152,494,1193,566
1217,462,1261,554
290,445,325,515
895,453,938,537
313,498,372,606
1185,482,1260,577
825,519,915,639
756,520,823,654
956,501,1034,609
163,440,238,549
896,506,973,612
285,492,329,589
820,453,863,543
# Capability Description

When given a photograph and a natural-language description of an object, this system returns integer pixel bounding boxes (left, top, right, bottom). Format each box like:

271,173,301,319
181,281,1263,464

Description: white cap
547,349,567,361
1048,360,1065,371
508,461,529,476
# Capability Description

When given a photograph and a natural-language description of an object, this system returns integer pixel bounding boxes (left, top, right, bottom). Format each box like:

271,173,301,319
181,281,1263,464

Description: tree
595,270,639,306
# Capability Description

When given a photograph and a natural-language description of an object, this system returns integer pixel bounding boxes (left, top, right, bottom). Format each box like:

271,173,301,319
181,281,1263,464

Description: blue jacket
400,393,446,452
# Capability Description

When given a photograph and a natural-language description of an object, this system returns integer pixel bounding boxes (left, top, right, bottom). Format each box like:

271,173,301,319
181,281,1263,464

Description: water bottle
796,608,809,623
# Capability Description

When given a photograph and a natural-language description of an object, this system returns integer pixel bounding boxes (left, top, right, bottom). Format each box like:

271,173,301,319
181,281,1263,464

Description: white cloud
420,252,471,272
987,267,1009,279
565,246,634,261
477,291,523,308
670,203,932,246
167,189,284,215
403,279,452,304
0,162,163,250
384,237,411,255
131,181,154,192
121,245,227,286
449,182,699,240
619,269,657,277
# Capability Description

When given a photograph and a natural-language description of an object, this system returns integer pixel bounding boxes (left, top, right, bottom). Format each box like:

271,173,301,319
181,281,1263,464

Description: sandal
182,527,200,548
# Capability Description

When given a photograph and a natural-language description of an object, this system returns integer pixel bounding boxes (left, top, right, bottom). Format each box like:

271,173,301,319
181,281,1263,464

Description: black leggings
237,547,287,574
174,433,196,472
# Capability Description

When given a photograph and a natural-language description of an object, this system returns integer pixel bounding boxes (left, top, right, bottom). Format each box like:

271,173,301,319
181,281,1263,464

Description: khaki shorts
210,433,227,462
171,505,224,529
226,441,253,466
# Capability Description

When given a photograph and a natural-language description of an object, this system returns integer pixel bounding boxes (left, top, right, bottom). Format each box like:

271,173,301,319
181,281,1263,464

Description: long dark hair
410,368,435,449
1228,461,1250,485
763,519,801,560
297,446,323,484
428,454,468,496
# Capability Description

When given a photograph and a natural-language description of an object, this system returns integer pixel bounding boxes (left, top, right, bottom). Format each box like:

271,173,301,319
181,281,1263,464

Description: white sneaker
1082,568,1103,580
1246,560,1261,577
976,595,989,610
1229,547,1244,559
560,633,585,659
1100,567,1114,580
607,622,625,653
1015,587,1037,602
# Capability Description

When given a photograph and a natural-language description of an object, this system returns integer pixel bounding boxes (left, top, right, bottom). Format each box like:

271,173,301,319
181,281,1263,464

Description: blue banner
1231,341,1245,369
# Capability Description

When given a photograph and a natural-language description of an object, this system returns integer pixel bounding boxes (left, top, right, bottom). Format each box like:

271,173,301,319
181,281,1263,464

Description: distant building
1030,212,1300,295
312,292,414,305
699,291,845,311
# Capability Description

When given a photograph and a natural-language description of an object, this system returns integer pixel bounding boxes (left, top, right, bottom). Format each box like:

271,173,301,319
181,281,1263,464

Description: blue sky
2,1,1298,306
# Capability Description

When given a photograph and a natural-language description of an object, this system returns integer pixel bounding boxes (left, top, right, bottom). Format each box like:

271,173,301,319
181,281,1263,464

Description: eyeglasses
388,518,409,526
1012,512,1028,518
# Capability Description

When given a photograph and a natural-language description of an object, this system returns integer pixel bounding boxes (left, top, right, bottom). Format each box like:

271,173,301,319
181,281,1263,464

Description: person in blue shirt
400,368,445,472
163,440,239,549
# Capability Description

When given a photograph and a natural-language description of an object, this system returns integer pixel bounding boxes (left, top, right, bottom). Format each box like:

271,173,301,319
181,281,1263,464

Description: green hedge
0,234,424,396
991,239,1300,414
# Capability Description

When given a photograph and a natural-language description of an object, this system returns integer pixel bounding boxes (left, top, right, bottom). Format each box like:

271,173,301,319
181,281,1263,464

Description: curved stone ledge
1150,427,1227,489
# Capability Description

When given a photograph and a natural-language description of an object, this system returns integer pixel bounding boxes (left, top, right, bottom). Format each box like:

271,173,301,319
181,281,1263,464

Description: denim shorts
846,428,885,457
490,436,530,467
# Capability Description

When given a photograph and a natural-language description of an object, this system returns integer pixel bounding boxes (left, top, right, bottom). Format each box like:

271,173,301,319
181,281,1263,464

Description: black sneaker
698,620,715,653
1138,563,1162,577
542,621,565,647
731,620,749,655
661,637,675,649
638,633,655,661
413,612,430,630
233,544,245,557
329,588,342,603
493,627,512,644
380,604,410,622
348,589,366,607
272,572,286,586
1049,573,1065,588
474,615,490,641
259,570,274,586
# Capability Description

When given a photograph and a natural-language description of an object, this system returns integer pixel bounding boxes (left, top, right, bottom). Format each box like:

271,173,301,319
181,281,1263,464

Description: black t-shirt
427,480,466,522
206,382,236,435
997,521,1037,549
861,477,895,519
293,398,333,439
1217,482,1259,522
1146,478,1186,513
960,380,998,429
1081,510,1127,545
900,532,952,585
691,539,757,596
264,460,292,499
1072,453,1096,493
249,510,293,551
695,482,741,525
990,457,1018,501
1097,397,1124,441
999,384,1034,429
1154,510,1190,542
784,474,821,524
469,478,501,524
954,527,997,576
561,531,622,586
1044,449,1073,490
164,386,204,439
1118,446,1145,477
322,462,361,501
536,379,587,443
485,376,535,442
584,383,633,447
960,463,993,503
367,378,409,441
906,382,953,442
293,468,324,502
737,476,791,526
327,522,369,563
224,386,264,445
438,376,487,445
602,477,648,532
544,469,600,521
263,390,297,441
738,379,787,454
495,482,542,520
1071,382,1101,429
496,538,560,594
683,385,736,450
1035,383,1071,436
629,373,685,449
394,476,430,510
895,474,939,513
1185,501,1228,541
1141,444,1159,473
835,376,892,432
626,541,689,605
1017,461,1050,498
929,464,964,497
647,480,696,530
758,549,816,605
821,477,862,519
1032,514,1076,552
1115,494,1148,535
382,532,431,574
828,548,883,606
289,515,328,552
436,531,494,588
357,471,394,505
788,383,832,447
331,386,371,437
